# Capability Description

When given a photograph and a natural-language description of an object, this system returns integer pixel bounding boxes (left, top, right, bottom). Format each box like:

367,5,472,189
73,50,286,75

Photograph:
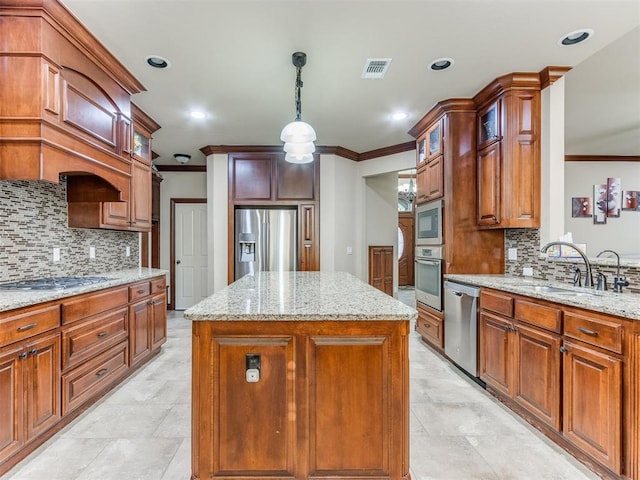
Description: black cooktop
0,276,112,291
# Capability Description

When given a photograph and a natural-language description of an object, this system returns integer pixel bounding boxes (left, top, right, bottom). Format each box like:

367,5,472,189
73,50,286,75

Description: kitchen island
185,271,417,480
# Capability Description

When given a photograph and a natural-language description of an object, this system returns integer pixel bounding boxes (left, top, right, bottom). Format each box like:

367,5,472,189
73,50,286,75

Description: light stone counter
184,271,418,321
0,268,167,313
445,274,639,321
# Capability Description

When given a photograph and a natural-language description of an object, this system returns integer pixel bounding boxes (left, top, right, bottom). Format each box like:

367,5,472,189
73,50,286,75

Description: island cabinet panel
215,337,295,475
309,337,388,476
191,319,410,480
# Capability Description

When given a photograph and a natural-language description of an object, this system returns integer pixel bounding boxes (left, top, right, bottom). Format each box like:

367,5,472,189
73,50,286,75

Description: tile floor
3,289,600,480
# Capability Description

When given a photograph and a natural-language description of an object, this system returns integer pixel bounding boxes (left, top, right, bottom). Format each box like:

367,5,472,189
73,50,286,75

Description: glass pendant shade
283,141,315,154
285,153,314,164
280,120,317,143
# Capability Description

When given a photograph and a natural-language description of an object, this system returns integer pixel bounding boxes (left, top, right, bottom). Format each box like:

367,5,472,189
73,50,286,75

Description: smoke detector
361,58,392,79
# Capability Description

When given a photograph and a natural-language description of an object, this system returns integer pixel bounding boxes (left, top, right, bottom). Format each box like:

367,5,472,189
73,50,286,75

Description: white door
175,203,208,310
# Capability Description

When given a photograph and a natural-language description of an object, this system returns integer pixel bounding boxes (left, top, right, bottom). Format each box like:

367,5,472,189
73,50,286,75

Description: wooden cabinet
228,152,320,278
0,332,61,467
0,1,142,200
368,246,393,296
192,319,410,479
479,288,626,477
0,274,167,476
473,74,541,229
409,99,504,276
66,104,159,232
416,303,444,350
128,278,167,367
480,290,562,430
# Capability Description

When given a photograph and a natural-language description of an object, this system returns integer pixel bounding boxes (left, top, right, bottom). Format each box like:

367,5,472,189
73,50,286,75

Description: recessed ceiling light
189,111,206,120
392,112,408,121
558,29,594,46
145,55,170,69
429,57,454,71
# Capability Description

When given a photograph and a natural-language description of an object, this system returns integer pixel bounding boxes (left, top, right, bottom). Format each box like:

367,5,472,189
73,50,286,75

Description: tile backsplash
505,228,640,293
0,178,139,283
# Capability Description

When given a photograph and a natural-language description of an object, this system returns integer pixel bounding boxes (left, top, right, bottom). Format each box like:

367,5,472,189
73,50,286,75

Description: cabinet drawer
62,287,128,325
61,340,129,415
515,300,562,333
150,277,166,295
0,305,60,347
480,290,514,317
564,311,623,354
416,308,444,349
129,282,151,302
62,307,128,371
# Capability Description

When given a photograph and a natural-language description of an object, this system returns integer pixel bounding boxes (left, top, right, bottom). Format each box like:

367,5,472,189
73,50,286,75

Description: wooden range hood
0,0,145,202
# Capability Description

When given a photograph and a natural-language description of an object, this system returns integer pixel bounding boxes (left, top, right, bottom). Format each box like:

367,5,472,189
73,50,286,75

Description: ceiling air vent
361,58,392,79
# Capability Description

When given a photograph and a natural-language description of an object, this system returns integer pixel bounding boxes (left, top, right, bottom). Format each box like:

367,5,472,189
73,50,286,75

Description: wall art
623,190,640,211
593,183,607,224
571,196,592,217
606,177,621,217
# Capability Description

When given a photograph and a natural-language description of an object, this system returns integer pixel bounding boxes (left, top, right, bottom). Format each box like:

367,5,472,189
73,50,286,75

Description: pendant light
281,52,316,163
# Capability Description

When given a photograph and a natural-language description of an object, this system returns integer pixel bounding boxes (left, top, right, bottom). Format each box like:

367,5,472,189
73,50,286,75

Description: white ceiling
61,0,640,165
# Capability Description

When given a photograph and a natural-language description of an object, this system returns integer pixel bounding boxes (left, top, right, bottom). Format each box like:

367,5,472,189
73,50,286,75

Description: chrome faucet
540,241,594,288
596,249,629,293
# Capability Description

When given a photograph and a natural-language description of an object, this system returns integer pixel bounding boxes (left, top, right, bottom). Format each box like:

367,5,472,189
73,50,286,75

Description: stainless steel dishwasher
444,281,481,377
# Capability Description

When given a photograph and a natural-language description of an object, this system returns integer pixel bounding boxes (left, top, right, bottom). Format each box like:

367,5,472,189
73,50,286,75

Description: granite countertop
185,271,418,321
445,274,639,321
0,268,168,313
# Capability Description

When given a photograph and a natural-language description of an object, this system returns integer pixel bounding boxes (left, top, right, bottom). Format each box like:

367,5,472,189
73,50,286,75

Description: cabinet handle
29,349,38,356
577,327,598,336
18,352,28,360
560,346,568,354
304,244,312,248
137,289,146,294
17,322,37,332
96,368,109,378
97,331,108,338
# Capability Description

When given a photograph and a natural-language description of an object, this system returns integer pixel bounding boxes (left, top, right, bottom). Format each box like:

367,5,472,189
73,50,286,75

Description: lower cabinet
0,274,167,476
192,320,410,479
0,332,61,465
479,288,625,477
416,303,444,350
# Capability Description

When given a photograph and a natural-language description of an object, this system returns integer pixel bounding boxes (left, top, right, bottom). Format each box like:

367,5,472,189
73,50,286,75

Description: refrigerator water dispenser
239,233,256,262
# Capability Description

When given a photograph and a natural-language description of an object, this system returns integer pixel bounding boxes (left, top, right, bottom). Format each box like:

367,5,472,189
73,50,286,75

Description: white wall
159,171,207,295
564,161,640,256
207,154,229,294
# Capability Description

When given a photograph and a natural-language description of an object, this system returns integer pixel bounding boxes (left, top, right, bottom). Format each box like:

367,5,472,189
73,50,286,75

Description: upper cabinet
0,0,145,201
473,73,541,229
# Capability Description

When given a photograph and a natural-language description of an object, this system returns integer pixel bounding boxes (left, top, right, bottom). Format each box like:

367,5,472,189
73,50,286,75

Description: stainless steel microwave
415,199,443,246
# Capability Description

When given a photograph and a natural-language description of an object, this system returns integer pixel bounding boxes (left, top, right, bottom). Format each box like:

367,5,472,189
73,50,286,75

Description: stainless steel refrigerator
234,208,298,280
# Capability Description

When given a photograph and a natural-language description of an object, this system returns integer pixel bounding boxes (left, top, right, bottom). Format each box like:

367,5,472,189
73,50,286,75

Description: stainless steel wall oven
414,245,443,311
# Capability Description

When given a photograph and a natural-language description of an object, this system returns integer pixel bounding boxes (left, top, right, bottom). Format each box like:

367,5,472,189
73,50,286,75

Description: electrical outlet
126,246,131,257
523,267,534,276
507,248,518,261
89,246,96,259
52,247,60,262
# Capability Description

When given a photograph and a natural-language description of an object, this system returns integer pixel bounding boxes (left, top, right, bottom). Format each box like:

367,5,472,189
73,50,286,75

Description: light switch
125,246,131,257
52,247,60,262
346,246,353,255
89,246,96,259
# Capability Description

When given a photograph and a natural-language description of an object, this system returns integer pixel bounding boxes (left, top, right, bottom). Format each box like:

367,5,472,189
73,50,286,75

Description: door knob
176,260,181,264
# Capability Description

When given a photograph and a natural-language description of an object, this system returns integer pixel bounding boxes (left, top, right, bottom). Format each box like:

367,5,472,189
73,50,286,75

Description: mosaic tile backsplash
0,179,139,283
505,228,640,294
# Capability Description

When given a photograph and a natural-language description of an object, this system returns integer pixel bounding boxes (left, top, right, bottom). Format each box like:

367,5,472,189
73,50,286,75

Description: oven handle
415,258,441,266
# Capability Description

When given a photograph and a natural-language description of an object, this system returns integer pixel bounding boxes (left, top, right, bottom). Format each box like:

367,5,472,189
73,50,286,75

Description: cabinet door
24,333,61,440
0,344,24,464
513,323,561,430
230,154,273,201
562,340,622,473
416,164,428,204
416,304,443,349
426,155,444,200
150,294,167,351
479,311,512,396
129,300,151,366
478,100,500,149
102,201,130,228
426,119,443,161
130,159,152,231
299,204,319,271
477,142,501,227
